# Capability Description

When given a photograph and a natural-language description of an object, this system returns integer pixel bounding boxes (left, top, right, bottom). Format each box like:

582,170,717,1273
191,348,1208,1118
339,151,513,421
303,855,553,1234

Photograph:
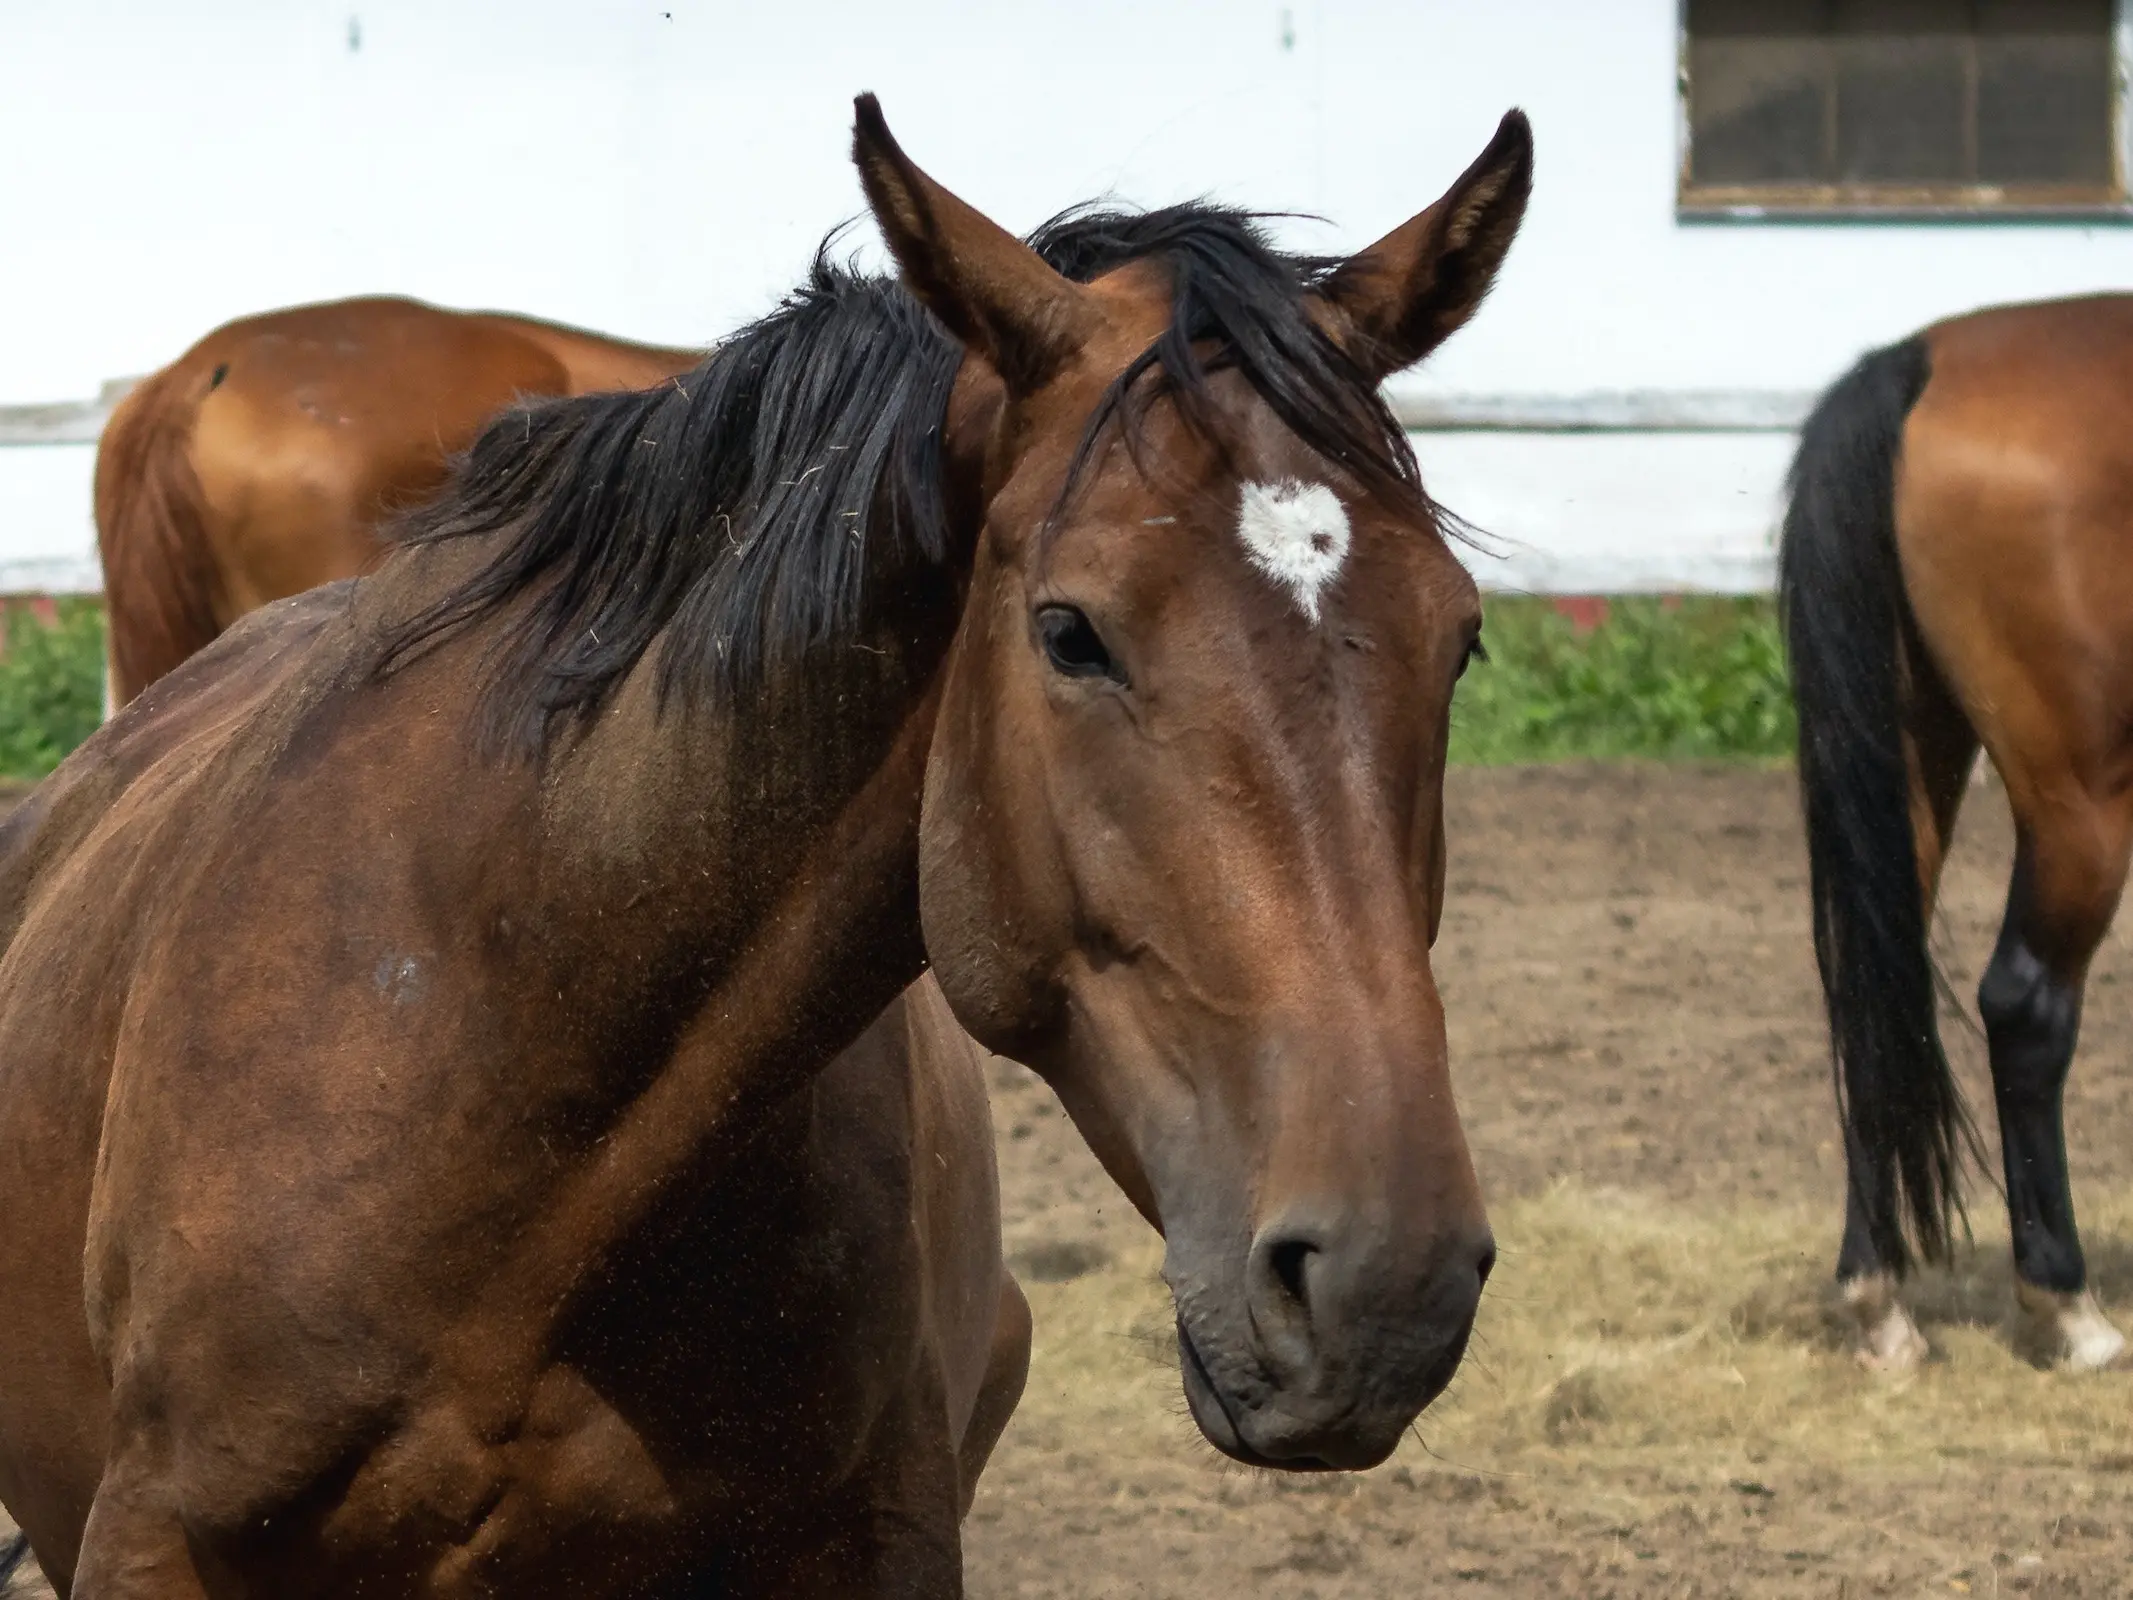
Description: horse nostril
1247,1223,1329,1376
1267,1236,1316,1310
1475,1239,1497,1290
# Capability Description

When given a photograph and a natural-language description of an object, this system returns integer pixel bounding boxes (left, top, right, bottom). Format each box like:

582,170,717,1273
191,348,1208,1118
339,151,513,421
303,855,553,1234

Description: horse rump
1779,334,1973,1274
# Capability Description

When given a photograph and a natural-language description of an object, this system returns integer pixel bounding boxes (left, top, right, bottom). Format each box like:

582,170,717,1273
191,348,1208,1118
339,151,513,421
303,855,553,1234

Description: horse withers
1784,294,2133,1373
0,95,1530,1595
94,297,702,705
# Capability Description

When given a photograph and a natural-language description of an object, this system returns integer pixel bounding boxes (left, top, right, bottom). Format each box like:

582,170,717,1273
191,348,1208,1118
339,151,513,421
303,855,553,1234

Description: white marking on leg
2017,1281,2127,1372
1842,1273,1927,1373
1235,480,1350,622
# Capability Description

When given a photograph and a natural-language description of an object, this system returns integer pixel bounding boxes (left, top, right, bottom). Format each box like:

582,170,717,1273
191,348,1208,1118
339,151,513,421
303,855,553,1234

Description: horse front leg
68,1455,209,1600
737,1380,966,1600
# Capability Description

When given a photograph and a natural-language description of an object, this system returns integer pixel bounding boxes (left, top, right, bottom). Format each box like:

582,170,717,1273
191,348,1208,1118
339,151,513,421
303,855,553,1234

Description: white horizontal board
0,380,136,447
0,430,1797,599
1386,387,1815,433
1418,431,1792,595
2,384,1818,448
0,447,99,593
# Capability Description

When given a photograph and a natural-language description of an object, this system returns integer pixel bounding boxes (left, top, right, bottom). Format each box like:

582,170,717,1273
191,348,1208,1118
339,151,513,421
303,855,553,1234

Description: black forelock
1025,200,1432,530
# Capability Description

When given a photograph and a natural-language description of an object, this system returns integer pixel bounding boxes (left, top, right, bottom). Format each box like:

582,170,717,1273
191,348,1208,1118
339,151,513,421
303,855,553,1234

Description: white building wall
5,0,2132,591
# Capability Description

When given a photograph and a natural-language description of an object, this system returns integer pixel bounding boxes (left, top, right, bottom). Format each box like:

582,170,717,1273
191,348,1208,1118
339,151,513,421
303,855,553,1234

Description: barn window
1679,0,2128,217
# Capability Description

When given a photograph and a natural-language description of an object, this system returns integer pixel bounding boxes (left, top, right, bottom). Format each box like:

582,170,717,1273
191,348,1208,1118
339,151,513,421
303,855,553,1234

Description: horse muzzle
1170,1214,1493,1470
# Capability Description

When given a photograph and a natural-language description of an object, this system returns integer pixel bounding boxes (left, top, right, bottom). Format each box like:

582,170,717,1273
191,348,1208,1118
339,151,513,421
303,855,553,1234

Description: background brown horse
1783,294,2133,1375
93,296,701,705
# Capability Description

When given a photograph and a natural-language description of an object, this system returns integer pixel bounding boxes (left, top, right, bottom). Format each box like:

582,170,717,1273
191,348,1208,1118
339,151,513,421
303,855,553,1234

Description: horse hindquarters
1820,302,2133,1371
1892,320,2133,1367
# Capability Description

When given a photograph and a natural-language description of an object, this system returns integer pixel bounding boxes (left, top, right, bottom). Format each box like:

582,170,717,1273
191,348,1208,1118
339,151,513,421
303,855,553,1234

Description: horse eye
1455,634,1488,682
1036,605,1117,681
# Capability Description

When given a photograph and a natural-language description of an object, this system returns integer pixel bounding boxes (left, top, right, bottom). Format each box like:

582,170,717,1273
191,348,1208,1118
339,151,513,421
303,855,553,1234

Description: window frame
1675,0,2133,221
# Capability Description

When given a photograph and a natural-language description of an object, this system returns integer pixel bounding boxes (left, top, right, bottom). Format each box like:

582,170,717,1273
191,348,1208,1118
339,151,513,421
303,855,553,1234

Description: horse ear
853,94,1098,394
1321,110,1533,381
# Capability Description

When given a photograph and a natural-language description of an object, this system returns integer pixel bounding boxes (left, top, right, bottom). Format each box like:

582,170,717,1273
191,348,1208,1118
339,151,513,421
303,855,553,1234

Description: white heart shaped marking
1235,480,1350,622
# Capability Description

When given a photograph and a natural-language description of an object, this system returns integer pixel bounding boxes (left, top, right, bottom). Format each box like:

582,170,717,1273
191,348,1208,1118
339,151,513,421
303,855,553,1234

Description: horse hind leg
1837,1153,1932,1372
1980,805,2132,1371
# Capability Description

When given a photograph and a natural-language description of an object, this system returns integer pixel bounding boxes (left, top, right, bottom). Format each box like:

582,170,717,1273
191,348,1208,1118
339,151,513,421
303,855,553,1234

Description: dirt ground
10,766,2133,1597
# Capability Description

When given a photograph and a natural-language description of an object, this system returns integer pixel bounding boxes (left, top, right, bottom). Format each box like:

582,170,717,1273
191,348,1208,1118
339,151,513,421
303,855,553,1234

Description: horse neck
544,636,949,998
463,569,964,1343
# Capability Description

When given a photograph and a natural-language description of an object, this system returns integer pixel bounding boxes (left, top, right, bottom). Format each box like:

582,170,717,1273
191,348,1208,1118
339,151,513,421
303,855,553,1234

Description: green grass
1450,595,1796,765
0,593,1800,783
0,598,106,781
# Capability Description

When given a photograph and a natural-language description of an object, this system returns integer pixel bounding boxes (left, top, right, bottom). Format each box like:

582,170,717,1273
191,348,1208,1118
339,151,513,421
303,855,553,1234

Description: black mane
377,202,1434,754
373,249,961,752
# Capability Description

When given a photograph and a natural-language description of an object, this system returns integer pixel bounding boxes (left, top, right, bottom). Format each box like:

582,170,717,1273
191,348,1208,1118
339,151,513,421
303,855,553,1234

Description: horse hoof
2016,1283,2128,1372
1841,1274,1927,1374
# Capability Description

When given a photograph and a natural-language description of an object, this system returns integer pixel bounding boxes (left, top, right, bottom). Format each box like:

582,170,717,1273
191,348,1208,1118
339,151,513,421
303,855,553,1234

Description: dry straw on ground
1009,1183,2133,1486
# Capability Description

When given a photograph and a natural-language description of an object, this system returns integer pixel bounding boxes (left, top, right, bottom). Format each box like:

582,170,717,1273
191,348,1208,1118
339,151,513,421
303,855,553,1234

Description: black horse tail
0,1531,30,1595
1779,335,1971,1275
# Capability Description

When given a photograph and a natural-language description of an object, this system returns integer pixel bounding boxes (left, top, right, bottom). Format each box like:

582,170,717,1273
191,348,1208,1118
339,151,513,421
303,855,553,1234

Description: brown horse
0,93,1531,1595
0,579,1029,1597
68,272,1021,1600
94,296,702,705
1783,294,2133,1374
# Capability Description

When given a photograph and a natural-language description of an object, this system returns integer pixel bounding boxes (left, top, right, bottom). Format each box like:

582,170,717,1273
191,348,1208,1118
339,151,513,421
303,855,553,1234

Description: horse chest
314,1111,930,1594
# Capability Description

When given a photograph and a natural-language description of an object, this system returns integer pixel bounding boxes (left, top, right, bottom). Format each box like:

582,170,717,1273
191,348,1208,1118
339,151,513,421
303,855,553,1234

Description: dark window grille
1681,0,2123,213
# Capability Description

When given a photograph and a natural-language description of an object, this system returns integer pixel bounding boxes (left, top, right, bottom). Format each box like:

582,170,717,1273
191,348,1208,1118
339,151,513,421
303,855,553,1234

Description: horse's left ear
1321,110,1533,380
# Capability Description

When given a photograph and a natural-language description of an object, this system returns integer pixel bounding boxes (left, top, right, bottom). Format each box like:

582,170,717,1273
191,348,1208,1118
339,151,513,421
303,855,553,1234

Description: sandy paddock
9,767,2133,1597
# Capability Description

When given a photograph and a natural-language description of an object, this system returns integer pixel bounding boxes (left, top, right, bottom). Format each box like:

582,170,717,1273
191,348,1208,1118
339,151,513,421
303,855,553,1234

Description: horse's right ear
853,95,1097,394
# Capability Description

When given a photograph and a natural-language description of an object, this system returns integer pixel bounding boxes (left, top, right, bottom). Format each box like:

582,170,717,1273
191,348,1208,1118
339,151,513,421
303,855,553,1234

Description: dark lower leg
1834,1120,1931,1368
1978,854,2087,1295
